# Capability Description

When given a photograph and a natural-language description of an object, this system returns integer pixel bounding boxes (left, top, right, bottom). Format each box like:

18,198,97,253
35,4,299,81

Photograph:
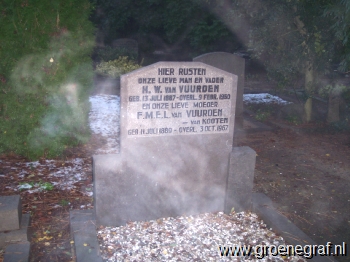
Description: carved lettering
178,68,206,75
158,68,175,75
186,109,223,118
179,85,219,93
126,63,233,137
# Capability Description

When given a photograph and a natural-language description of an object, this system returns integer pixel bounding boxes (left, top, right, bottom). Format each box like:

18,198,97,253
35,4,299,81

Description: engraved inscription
125,64,234,137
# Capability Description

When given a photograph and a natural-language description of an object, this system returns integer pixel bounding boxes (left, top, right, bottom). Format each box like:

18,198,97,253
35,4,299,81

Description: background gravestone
111,38,138,56
94,62,241,226
193,52,245,134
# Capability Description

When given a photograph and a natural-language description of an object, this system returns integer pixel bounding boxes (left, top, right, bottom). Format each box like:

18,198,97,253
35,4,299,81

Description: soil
238,124,350,256
0,76,349,261
242,76,350,261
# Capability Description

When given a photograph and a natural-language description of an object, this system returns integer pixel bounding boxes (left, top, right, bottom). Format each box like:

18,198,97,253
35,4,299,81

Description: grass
285,115,301,125
18,181,54,191
59,199,69,206
254,109,271,121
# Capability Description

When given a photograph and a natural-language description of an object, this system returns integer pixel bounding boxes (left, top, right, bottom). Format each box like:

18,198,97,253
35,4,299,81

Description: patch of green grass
255,109,271,121
39,181,54,191
18,181,54,191
285,115,301,125
59,199,69,206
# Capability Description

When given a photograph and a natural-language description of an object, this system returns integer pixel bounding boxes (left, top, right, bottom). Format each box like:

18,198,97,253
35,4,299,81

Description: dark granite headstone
193,52,245,130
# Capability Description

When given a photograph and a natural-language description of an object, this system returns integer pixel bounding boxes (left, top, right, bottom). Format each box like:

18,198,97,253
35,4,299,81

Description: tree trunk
327,86,341,123
304,61,314,122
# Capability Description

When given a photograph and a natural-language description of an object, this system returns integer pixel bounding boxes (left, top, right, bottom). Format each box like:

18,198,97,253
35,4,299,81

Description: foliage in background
95,57,142,78
90,0,240,58
319,84,348,98
324,0,350,73
90,0,350,79
226,0,334,88
343,88,350,108
199,0,349,123
93,46,138,63
0,0,95,159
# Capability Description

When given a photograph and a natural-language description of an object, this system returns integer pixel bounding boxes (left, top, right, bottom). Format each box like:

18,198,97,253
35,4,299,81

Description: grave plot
93,61,257,227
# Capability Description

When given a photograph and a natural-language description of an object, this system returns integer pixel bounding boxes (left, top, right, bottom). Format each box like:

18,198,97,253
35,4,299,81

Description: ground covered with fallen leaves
0,134,107,262
241,125,350,260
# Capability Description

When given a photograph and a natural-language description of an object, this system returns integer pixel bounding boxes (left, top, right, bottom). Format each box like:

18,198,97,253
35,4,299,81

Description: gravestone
193,52,245,130
94,62,255,227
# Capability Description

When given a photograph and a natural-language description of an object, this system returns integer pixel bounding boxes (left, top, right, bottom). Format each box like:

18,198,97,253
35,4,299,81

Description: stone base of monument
0,195,31,262
93,146,256,227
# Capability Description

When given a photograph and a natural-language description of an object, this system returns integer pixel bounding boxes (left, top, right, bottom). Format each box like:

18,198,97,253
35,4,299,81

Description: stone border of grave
69,210,102,262
69,193,337,262
253,194,338,262
0,195,31,262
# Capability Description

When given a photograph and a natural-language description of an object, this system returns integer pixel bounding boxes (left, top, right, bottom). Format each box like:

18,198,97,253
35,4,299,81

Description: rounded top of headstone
193,52,245,62
121,61,237,80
